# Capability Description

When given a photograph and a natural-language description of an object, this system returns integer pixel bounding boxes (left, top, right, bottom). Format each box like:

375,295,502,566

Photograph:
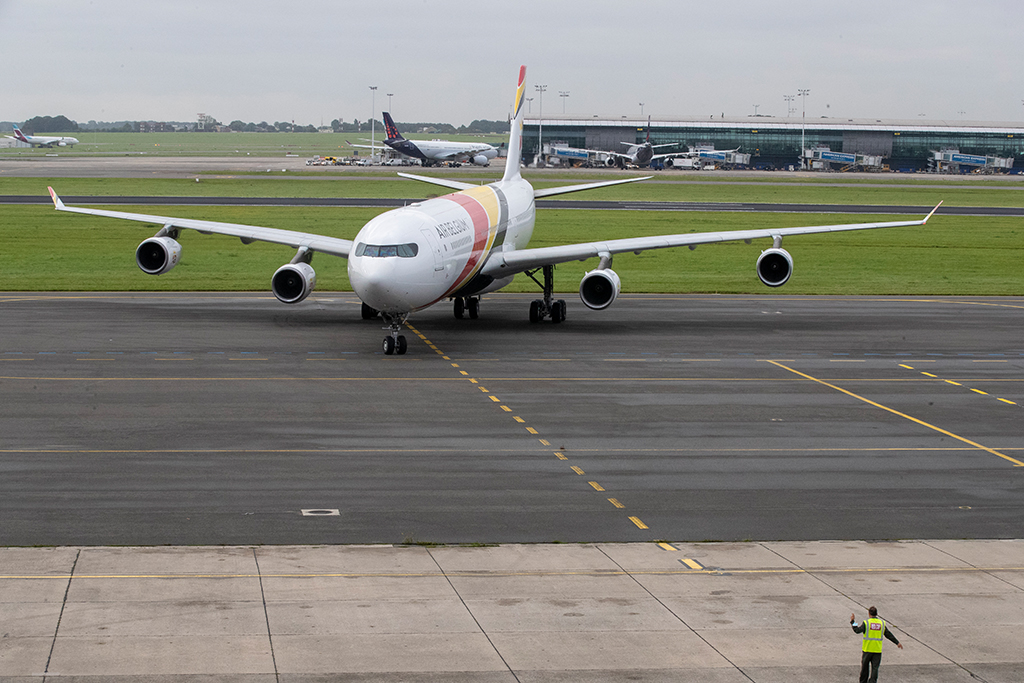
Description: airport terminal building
523,115,1024,171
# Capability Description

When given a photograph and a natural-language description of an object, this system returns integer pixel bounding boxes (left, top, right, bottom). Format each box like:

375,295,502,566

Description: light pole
535,84,547,163
526,97,533,113
387,93,393,115
753,104,760,116
369,85,378,162
798,88,810,167
639,102,645,117
784,94,795,117
559,90,569,114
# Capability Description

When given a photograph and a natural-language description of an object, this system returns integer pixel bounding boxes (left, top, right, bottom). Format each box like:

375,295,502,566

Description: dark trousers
860,650,882,683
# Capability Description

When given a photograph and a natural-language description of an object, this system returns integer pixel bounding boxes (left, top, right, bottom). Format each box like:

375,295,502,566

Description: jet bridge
929,149,1014,174
802,147,883,172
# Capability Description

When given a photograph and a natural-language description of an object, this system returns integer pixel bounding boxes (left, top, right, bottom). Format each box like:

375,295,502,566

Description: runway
2,292,1022,546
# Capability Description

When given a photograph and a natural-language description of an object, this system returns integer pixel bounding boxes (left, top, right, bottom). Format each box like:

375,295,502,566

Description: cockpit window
355,243,419,258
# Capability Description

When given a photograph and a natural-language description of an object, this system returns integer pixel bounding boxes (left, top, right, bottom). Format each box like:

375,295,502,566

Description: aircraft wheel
361,303,379,320
382,336,396,355
529,300,542,323
454,298,465,319
397,335,408,355
468,297,479,319
552,300,566,324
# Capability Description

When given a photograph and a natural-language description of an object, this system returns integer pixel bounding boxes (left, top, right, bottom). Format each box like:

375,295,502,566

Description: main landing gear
525,265,566,324
380,312,409,355
452,296,480,319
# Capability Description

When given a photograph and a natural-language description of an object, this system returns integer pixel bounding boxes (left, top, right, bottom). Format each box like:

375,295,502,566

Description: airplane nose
349,254,430,313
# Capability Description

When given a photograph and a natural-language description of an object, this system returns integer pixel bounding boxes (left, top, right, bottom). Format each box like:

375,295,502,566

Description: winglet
923,201,943,223
48,186,65,210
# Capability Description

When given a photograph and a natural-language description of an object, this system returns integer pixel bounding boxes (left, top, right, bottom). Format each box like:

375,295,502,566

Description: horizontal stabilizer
533,176,651,199
396,172,476,192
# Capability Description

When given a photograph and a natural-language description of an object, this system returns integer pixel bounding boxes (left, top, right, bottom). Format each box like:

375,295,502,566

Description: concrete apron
1,539,1022,682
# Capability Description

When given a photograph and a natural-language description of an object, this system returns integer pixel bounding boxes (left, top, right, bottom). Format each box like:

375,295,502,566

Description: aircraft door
419,228,445,273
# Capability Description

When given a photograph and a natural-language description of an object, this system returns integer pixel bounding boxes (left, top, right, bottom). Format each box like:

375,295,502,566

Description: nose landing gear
380,312,409,355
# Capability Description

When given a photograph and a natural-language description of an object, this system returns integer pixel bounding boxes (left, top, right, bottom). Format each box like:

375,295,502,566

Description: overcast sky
1,0,1021,127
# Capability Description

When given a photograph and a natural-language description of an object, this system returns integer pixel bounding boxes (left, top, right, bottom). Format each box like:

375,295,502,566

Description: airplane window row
354,243,420,258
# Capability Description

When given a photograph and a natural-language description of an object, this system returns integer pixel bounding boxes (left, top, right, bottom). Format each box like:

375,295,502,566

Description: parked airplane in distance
6,124,79,148
49,66,941,355
351,112,499,166
592,117,677,168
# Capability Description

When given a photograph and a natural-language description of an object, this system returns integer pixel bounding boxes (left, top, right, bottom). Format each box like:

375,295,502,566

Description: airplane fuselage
385,138,498,165
348,177,534,313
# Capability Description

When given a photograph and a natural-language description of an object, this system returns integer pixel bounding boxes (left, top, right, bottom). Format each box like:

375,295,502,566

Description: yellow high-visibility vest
862,617,887,653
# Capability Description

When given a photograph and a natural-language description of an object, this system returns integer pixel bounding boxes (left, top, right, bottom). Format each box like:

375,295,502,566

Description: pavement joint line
766,360,1024,467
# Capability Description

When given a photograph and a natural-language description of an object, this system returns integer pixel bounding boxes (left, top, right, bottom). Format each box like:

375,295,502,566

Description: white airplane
350,112,498,166
6,124,79,148
48,65,941,355
590,116,677,168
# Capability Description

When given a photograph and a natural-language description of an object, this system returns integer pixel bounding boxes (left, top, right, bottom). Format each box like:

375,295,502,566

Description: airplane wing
481,204,942,277
345,140,384,150
48,188,353,258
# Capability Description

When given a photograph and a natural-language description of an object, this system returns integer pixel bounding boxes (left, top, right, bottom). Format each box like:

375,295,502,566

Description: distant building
525,116,1024,171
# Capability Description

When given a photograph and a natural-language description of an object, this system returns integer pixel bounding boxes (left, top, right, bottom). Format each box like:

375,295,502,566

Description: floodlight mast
535,84,547,164
369,86,378,162
798,88,810,168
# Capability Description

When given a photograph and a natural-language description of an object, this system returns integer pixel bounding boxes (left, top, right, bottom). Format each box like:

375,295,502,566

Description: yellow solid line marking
571,466,585,475
681,558,704,570
971,388,989,395
766,360,1024,467
629,516,649,530
469,379,478,384
500,405,512,412
945,380,962,386
526,427,538,434
555,452,568,460
451,363,459,368
921,372,937,378
459,371,469,376
513,416,525,423
588,481,605,491
998,398,1017,405
899,364,915,370
76,358,115,361
489,396,501,403
609,498,625,509
230,358,268,361
657,542,675,551
155,358,194,361
479,386,489,392
539,439,550,446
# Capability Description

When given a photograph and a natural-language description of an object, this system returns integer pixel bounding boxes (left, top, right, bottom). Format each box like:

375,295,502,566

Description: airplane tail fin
502,65,527,183
12,124,28,143
382,112,403,141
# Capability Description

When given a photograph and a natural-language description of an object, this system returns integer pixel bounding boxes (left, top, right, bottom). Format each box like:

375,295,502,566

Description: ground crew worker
850,606,903,683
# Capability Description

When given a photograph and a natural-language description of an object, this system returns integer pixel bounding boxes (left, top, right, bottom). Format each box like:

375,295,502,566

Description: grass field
2,188,1021,294
0,131,508,158
4,174,1024,208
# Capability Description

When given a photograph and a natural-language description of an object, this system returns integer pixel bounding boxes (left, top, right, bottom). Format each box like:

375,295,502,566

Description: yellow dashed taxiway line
766,360,1024,467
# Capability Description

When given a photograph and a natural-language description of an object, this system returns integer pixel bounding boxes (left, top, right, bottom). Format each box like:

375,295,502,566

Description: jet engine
756,247,793,287
579,268,621,310
135,236,182,275
271,262,316,304
472,155,489,166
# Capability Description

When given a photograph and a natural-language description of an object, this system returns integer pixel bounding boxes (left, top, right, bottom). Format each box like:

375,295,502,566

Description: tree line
16,115,509,135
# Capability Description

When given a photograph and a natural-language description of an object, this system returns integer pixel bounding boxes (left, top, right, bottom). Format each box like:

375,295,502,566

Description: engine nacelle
579,268,621,310
472,154,489,166
756,247,793,287
271,262,316,304
135,236,182,275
